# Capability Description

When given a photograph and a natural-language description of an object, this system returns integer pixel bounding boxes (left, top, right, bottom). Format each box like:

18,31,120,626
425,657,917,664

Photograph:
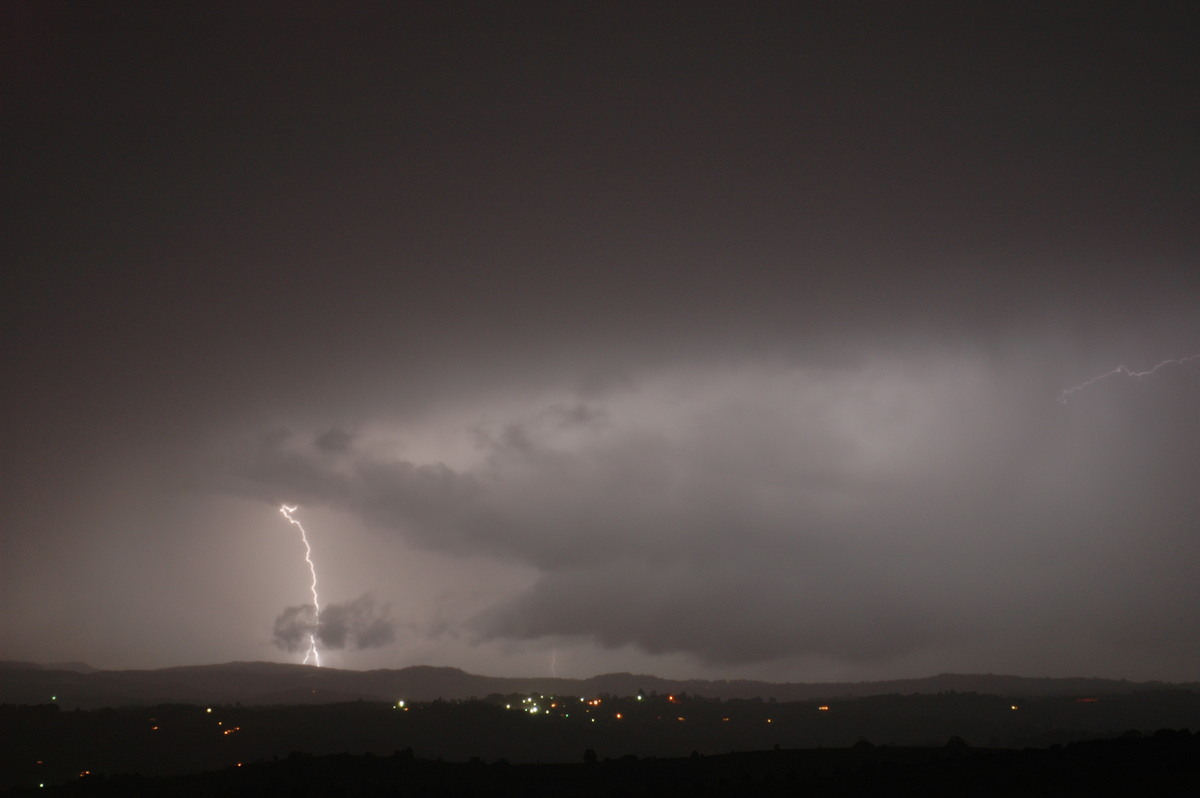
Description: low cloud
314,427,355,454
272,593,396,652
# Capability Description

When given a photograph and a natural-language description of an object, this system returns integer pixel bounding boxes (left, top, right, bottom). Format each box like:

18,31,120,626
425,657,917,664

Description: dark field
5,689,1199,796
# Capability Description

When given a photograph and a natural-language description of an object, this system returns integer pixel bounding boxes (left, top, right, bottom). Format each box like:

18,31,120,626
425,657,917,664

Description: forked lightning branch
279,505,322,667
1058,354,1200,404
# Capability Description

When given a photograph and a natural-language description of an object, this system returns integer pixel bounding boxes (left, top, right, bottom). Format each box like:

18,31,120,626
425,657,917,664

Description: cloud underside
239,355,1200,668
273,593,396,653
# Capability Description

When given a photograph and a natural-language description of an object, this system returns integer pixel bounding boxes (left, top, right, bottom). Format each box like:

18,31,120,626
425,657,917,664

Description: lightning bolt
280,504,322,667
1059,354,1200,404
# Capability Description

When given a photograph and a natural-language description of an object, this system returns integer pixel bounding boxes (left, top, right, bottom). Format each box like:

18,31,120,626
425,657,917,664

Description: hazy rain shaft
3,3,1199,682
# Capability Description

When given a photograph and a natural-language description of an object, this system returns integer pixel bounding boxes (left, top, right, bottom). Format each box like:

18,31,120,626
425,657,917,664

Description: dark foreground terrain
3,687,1200,795
6,732,1200,797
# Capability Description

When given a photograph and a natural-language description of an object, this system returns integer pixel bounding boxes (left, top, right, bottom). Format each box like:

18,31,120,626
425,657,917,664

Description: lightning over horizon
280,505,322,667
1059,354,1200,404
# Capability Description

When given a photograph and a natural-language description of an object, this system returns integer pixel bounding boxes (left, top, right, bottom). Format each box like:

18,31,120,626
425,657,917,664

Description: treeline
7,731,1200,797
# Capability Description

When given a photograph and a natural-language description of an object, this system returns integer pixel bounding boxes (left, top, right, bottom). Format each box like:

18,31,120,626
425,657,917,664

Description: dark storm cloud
271,605,318,654
5,2,1200,678
229,351,1200,668
472,557,959,665
314,428,354,455
272,593,395,653
316,594,396,650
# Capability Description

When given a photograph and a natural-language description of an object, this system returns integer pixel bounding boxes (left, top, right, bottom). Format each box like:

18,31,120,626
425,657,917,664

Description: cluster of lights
204,708,243,737
19,692,1070,791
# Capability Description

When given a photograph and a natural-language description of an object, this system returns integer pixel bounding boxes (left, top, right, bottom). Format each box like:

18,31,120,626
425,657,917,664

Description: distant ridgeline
1,661,1193,709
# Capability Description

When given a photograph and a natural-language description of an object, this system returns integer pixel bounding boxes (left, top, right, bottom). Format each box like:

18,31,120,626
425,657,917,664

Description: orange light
615,713,622,719
818,706,830,711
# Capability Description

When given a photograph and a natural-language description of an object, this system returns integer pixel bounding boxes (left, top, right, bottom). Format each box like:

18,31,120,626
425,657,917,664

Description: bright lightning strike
1059,354,1200,404
280,504,322,667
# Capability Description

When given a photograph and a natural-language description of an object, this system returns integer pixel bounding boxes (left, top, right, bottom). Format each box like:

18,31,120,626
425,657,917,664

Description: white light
280,505,322,667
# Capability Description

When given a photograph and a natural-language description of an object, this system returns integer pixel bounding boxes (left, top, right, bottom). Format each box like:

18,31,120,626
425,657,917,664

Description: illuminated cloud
273,593,396,653
230,351,1200,669
5,4,1199,680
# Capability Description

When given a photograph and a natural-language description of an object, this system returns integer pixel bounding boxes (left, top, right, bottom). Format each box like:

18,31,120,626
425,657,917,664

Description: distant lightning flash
1059,354,1200,404
280,505,322,667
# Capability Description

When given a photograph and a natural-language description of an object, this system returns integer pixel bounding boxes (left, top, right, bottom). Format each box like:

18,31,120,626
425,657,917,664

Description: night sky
4,3,1199,682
